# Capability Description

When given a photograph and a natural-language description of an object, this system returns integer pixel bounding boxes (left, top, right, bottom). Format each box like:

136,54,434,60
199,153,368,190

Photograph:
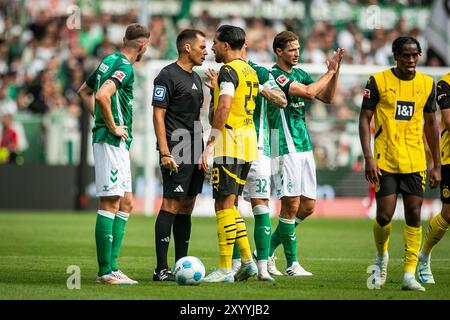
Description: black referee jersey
152,62,204,162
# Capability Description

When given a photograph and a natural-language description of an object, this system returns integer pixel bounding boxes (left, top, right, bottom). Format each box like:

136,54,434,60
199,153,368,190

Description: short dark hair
176,29,206,53
216,25,246,50
125,23,150,41
273,31,299,53
392,36,422,56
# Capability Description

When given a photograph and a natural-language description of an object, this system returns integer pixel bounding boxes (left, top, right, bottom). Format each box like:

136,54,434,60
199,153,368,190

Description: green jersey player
267,31,344,276
238,60,286,281
77,23,150,285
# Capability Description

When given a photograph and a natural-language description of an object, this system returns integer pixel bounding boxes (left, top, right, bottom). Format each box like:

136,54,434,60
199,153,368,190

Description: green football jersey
86,51,135,150
268,64,314,156
248,60,279,157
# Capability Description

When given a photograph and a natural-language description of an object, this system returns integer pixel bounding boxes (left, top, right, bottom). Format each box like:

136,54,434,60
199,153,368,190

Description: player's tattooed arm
77,82,95,116
96,79,128,141
260,87,287,108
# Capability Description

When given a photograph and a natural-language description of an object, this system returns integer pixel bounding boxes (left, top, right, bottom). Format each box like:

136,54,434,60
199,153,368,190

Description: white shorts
243,154,271,201
272,151,316,199
93,142,132,197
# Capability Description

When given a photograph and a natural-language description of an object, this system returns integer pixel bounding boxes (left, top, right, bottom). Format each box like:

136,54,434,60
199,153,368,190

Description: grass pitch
0,212,449,300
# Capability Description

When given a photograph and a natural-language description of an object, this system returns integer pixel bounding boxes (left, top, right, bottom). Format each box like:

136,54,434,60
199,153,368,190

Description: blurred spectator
0,0,440,168
0,83,17,115
0,113,19,164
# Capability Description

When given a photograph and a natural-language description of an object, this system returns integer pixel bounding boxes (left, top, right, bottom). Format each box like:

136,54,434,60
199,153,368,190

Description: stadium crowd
0,0,442,168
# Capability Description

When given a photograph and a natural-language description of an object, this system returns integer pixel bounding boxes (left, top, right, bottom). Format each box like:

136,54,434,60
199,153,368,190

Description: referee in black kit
152,29,208,281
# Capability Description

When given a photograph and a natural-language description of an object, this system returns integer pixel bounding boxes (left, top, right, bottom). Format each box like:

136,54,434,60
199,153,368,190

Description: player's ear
185,43,191,54
275,47,282,57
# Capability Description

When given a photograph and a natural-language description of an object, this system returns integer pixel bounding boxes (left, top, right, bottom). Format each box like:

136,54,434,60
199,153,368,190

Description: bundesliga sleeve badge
112,70,126,82
276,74,288,87
364,89,371,99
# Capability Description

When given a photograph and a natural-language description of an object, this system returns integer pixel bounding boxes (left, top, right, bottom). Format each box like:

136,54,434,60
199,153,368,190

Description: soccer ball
173,256,205,285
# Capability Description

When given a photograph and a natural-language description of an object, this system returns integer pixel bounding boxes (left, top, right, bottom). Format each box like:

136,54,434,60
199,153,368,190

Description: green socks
110,211,129,272
272,217,297,267
253,205,271,261
95,210,115,276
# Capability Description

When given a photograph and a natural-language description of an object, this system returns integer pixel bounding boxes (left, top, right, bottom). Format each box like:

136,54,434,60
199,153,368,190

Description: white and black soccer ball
173,256,205,285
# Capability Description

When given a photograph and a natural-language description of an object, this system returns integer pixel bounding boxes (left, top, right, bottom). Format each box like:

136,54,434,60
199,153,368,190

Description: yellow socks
421,213,449,258
216,209,236,270
373,219,391,255
403,224,422,274
232,206,252,261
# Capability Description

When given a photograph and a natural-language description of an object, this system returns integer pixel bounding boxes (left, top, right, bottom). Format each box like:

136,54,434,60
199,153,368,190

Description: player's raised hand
326,48,345,73
204,68,218,89
334,48,345,64
110,125,128,141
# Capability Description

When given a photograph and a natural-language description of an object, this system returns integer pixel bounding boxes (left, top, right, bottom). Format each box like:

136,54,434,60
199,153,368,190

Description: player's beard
215,52,223,63
136,52,143,62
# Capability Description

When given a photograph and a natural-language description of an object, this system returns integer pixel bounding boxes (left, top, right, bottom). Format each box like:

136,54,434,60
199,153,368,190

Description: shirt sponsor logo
290,101,305,108
395,100,415,121
153,85,166,101
364,89,371,99
99,63,109,73
276,75,289,86
112,71,126,82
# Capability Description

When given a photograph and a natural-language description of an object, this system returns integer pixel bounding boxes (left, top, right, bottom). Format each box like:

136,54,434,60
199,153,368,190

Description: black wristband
161,154,172,158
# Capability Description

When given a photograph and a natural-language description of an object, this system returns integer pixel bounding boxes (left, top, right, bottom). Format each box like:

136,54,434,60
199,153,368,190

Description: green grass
0,212,449,300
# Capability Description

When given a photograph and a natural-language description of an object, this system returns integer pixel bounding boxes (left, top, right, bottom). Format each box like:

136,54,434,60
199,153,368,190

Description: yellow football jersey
368,69,435,173
437,73,450,165
213,59,259,162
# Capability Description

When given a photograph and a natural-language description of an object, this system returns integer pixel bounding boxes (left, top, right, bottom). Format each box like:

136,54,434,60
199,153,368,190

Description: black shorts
440,165,450,204
161,163,204,198
212,157,251,199
375,170,426,198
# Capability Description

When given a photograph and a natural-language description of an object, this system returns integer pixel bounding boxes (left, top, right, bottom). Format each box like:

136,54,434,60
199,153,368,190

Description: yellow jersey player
199,25,259,282
359,36,441,291
417,72,450,285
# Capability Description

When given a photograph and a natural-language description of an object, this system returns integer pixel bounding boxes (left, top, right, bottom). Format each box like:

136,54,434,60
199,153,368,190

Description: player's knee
442,212,450,224
99,196,120,213
162,198,180,213
376,214,392,226
441,204,450,223
281,205,298,219
301,205,315,218
120,199,134,213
